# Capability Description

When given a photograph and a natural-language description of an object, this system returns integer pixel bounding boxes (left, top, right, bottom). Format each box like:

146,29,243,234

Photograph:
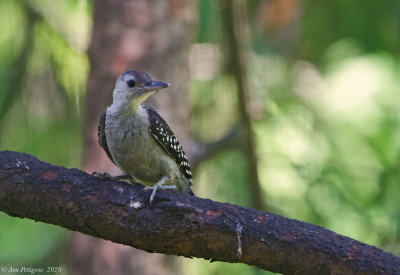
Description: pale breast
105,108,172,185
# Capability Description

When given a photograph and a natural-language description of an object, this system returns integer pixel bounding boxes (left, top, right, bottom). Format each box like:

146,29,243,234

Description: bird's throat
109,90,157,116
126,91,157,113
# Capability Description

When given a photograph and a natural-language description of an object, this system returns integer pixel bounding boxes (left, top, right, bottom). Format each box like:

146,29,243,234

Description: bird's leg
144,176,176,204
92,172,132,181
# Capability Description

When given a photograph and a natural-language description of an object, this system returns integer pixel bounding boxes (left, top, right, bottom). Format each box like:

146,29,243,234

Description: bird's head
112,70,169,111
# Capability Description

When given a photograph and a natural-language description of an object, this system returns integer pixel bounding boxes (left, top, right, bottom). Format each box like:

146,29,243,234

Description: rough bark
1,150,399,275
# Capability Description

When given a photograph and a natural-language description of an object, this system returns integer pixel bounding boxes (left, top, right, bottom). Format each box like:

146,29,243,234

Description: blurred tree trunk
222,0,266,211
67,1,195,274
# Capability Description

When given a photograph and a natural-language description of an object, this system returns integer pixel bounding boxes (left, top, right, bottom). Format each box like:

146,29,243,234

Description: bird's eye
126,79,136,88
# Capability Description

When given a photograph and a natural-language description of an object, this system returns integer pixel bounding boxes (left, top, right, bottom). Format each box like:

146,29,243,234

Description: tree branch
0,151,398,274
190,124,245,172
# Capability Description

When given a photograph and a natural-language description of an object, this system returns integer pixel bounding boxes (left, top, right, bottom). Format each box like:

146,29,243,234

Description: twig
190,124,245,172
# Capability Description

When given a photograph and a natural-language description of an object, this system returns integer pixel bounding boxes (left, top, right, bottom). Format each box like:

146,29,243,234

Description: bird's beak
144,81,170,92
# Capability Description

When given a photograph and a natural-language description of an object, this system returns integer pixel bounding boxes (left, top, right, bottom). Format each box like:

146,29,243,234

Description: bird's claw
144,177,176,204
92,172,112,179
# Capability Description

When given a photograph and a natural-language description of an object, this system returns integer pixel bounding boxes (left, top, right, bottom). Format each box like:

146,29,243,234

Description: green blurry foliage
190,76,238,141
299,0,400,63
0,0,399,273
0,1,25,66
0,0,89,268
254,48,400,245
189,1,400,274
0,213,65,264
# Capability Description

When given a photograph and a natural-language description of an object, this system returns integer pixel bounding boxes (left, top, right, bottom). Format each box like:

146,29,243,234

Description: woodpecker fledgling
97,70,193,203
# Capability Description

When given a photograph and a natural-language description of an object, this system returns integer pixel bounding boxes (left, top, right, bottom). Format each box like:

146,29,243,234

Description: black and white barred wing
143,103,193,182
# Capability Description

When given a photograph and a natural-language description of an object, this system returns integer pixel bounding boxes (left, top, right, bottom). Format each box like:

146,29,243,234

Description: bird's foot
92,172,132,181
144,177,176,204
